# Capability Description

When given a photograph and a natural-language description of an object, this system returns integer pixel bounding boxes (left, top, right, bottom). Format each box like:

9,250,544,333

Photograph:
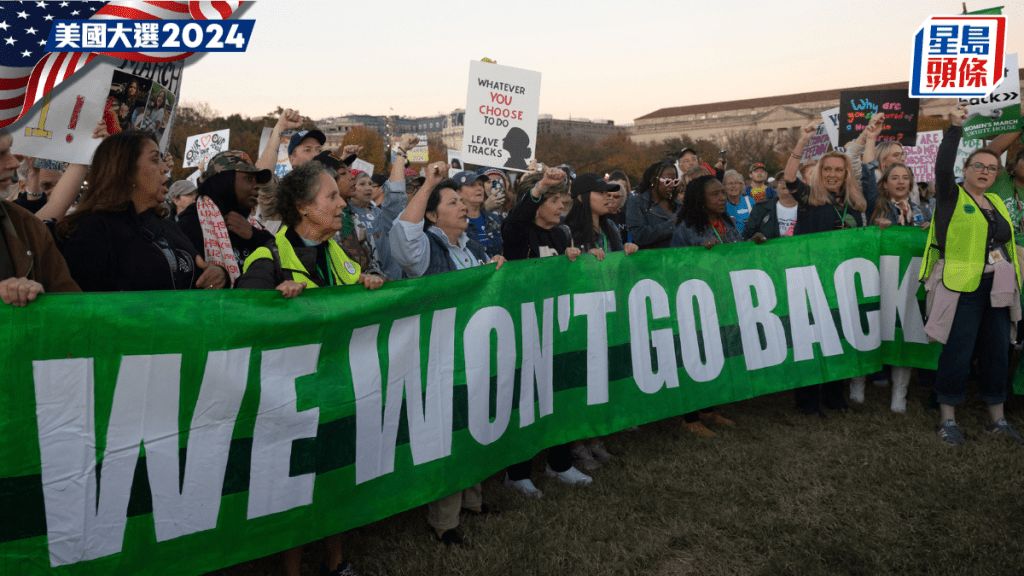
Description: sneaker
321,561,360,576
544,463,592,486
503,472,543,498
570,440,600,471
985,418,1024,445
587,440,614,464
699,411,736,427
681,421,717,437
938,420,966,446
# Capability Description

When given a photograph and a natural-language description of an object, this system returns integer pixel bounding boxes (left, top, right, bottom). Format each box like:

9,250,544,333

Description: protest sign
959,53,1023,140
10,58,183,164
800,124,831,163
258,126,274,158
953,136,1006,179
183,129,230,168
448,148,463,177
461,60,541,172
839,90,920,146
0,227,939,576
409,135,429,163
351,158,375,175
274,143,292,178
821,106,841,149
186,169,202,185
901,130,942,184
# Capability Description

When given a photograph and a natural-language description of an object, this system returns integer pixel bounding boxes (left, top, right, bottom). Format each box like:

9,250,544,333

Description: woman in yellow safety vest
920,103,1023,447
237,160,384,297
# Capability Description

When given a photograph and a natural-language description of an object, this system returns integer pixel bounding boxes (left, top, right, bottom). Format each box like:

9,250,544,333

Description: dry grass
209,380,1024,576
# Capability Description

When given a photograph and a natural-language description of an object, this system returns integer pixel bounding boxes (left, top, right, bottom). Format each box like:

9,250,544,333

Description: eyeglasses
970,162,999,174
659,177,681,187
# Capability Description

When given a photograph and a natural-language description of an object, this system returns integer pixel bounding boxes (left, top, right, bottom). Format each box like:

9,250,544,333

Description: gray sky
179,0,1024,124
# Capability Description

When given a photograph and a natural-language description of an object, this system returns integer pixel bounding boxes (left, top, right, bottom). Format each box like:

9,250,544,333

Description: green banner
0,226,941,575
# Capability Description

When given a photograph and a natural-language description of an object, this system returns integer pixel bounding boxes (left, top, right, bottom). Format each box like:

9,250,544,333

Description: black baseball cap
571,173,618,197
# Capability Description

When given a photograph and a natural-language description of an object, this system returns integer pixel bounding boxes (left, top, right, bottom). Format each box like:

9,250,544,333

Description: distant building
317,114,447,150
629,70,1024,146
441,110,628,150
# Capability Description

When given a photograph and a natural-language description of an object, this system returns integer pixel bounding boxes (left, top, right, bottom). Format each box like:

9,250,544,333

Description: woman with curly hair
624,159,681,249
669,175,743,436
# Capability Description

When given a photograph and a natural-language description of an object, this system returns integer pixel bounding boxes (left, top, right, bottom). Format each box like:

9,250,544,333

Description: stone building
441,109,629,150
629,70,1024,146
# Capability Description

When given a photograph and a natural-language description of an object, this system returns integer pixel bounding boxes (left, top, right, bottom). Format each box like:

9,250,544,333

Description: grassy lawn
211,380,1024,576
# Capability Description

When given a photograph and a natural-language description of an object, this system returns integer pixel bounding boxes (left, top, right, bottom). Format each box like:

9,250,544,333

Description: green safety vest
919,186,1021,292
243,226,361,288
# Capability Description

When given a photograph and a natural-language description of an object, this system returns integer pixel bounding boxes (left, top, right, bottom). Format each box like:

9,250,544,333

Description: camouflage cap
201,150,272,184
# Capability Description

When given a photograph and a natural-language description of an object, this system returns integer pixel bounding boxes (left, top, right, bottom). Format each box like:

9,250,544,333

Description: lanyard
316,257,335,287
598,229,609,252
711,223,724,243
449,249,476,270
833,202,848,228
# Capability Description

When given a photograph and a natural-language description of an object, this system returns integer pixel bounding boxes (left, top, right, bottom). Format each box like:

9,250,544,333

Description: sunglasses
659,177,681,187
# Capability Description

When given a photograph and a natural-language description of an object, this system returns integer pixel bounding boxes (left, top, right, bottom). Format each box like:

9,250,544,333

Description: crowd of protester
2,102,1023,576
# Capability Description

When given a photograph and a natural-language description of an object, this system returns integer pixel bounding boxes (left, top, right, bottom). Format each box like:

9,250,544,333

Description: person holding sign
783,123,868,417
236,161,384,297
625,160,682,250
919,103,1023,447
501,167,591,496
57,131,229,292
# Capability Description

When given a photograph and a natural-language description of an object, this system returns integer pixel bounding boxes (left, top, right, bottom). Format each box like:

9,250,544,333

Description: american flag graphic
0,1,243,128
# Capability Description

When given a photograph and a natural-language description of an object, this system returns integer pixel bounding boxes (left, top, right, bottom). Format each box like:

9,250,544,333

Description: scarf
196,196,264,284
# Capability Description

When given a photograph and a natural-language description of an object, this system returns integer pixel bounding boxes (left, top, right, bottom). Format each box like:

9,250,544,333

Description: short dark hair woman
389,161,505,545
235,161,384,296
58,131,228,292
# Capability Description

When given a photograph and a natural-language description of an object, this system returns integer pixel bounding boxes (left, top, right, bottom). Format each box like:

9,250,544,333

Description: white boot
890,366,911,413
849,376,866,403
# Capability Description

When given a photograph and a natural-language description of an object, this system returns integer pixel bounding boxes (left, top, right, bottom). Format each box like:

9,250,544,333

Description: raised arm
785,122,818,183
390,134,418,183
988,129,1022,157
256,109,303,171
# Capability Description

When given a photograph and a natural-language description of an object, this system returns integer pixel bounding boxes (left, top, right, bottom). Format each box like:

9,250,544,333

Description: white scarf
196,196,264,284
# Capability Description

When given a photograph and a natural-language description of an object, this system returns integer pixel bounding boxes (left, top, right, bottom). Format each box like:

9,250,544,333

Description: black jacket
60,202,200,292
501,194,571,261
235,227,343,290
743,198,780,240
176,170,273,269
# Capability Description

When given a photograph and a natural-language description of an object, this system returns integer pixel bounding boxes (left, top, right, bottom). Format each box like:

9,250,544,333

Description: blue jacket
465,209,504,259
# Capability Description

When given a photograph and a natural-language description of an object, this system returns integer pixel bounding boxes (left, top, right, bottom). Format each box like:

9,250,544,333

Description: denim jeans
934,275,1011,406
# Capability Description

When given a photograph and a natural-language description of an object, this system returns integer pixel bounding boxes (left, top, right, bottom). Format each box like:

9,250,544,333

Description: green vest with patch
243,226,361,288
919,186,1021,292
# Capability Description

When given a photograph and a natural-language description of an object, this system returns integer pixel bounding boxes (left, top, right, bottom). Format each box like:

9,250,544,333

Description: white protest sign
960,53,1023,140
258,126,273,158
800,124,831,163
461,60,541,172
186,169,202,185
902,130,942,184
448,149,463,177
954,137,1006,180
183,129,230,168
274,143,292,178
351,158,375,175
820,106,841,149
10,59,183,164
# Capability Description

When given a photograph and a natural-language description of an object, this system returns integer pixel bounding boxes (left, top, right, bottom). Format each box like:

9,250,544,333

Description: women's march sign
461,60,541,172
0,228,941,576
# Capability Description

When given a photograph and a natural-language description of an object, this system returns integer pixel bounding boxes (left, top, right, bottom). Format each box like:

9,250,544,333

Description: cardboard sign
186,169,202,186
351,158,374,175
183,129,230,168
258,126,274,158
839,90,920,146
960,53,1023,140
10,58,183,164
901,130,942,184
461,60,541,172
800,124,831,163
820,106,841,149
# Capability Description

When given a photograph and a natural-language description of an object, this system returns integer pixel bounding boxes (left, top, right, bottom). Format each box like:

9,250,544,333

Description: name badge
988,249,1005,265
